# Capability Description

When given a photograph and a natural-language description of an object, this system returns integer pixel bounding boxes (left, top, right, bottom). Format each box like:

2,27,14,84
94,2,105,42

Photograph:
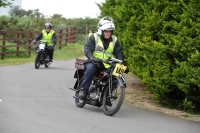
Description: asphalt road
0,60,200,133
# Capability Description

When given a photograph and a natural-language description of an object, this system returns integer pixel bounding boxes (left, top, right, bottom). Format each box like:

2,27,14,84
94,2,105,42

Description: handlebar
89,57,124,69
39,40,48,43
102,57,123,65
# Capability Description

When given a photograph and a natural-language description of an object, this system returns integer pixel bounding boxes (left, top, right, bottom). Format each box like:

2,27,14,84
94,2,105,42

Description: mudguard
117,77,126,88
74,69,84,79
73,70,84,90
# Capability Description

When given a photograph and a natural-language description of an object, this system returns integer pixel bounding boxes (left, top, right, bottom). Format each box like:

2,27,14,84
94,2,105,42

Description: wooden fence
0,26,76,60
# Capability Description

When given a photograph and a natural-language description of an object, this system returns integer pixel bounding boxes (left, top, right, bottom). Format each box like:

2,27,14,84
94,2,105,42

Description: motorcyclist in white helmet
78,16,129,101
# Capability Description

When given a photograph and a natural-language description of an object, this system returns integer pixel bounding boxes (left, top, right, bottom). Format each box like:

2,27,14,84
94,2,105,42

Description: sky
21,0,105,18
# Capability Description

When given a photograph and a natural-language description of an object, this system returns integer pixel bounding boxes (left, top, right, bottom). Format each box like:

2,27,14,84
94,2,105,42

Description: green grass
0,43,84,66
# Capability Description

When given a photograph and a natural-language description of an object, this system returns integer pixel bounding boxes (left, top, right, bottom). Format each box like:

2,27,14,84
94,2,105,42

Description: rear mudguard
73,69,84,89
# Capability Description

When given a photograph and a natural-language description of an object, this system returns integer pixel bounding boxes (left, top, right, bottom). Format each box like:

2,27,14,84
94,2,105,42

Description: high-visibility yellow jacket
42,30,55,46
93,33,117,68
88,32,93,38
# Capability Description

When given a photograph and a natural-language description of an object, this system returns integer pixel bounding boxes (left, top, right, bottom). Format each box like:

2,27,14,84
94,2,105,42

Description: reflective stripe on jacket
42,30,55,46
93,33,117,68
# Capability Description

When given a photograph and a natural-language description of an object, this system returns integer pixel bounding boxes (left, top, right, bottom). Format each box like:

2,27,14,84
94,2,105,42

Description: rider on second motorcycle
78,16,129,100
31,22,57,63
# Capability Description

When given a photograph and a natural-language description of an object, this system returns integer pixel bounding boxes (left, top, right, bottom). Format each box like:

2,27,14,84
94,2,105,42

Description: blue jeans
81,63,110,90
81,63,98,90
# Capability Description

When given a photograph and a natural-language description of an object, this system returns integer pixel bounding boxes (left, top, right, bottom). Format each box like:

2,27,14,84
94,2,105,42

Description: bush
99,0,200,113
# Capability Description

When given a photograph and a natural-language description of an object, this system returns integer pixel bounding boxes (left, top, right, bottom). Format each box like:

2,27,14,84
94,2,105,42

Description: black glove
89,56,101,63
31,39,36,44
124,67,129,74
122,61,129,73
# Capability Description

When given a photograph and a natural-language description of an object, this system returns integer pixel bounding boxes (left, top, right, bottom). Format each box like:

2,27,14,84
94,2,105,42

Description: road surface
0,60,200,133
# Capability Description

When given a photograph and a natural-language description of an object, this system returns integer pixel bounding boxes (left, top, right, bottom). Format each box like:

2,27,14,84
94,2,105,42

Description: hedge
99,0,200,113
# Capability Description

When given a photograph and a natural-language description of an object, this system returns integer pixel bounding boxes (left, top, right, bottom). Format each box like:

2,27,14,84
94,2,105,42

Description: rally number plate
112,63,127,76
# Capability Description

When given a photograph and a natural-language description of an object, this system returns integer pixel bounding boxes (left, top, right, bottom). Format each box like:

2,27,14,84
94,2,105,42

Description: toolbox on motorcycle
75,58,85,70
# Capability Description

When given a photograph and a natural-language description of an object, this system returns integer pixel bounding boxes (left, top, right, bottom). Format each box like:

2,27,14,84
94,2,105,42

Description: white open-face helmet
98,16,115,36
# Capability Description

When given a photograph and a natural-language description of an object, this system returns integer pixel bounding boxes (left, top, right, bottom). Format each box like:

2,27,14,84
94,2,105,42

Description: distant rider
31,22,57,63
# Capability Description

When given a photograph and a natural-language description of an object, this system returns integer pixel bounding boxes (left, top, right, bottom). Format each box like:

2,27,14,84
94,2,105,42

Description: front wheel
45,55,51,68
75,77,86,108
35,53,41,69
102,79,125,116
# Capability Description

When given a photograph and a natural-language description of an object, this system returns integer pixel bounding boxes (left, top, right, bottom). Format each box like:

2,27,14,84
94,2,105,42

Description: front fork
117,74,126,88
108,74,126,96
38,50,44,62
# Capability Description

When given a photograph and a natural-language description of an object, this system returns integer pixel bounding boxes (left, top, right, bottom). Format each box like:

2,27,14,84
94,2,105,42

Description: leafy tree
9,6,23,17
64,17,99,34
0,0,13,7
9,6,45,18
50,14,64,19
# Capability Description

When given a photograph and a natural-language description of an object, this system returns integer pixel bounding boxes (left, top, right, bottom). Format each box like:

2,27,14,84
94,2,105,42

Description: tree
50,14,63,19
0,0,13,7
9,6,22,17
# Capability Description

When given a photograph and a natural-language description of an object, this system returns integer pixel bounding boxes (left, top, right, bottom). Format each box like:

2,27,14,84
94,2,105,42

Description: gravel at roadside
124,74,200,122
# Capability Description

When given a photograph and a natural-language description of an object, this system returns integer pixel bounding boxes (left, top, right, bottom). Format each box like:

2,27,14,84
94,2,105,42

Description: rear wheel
75,77,86,108
35,53,41,69
102,79,125,116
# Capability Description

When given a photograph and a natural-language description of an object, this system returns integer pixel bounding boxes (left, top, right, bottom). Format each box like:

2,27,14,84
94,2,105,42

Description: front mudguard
117,77,126,88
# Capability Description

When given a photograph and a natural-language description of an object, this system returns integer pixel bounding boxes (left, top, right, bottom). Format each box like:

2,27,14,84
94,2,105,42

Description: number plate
112,63,127,76
39,44,45,50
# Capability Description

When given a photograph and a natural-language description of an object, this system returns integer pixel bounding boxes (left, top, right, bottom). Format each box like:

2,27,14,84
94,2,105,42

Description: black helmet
44,22,52,29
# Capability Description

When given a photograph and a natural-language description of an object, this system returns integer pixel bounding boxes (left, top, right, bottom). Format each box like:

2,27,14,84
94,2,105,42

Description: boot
78,88,88,100
49,58,53,63
49,55,53,62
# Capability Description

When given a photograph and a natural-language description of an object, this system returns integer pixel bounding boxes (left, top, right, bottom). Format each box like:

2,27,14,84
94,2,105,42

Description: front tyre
45,55,51,68
102,79,125,116
75,77,86,108
35,53,41,69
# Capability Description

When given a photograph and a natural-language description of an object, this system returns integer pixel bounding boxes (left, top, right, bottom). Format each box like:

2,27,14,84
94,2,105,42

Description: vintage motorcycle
35,40,51,69
69,57,127,116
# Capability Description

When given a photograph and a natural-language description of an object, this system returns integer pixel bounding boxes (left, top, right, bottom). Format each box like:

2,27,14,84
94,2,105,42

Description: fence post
59,29,63,50
65,28,69,45
16,32,20,57
69,27,71,43
2,33,6,60
28,31,33,57
73,26,76,43
70,26,76,43
71,27,73,43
